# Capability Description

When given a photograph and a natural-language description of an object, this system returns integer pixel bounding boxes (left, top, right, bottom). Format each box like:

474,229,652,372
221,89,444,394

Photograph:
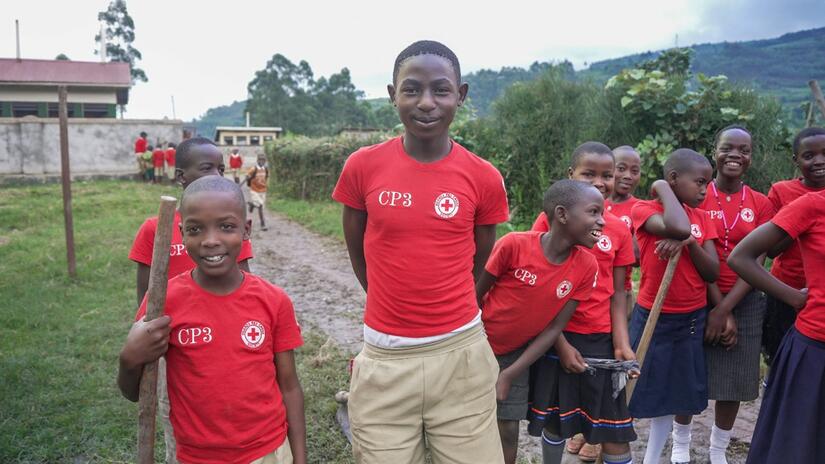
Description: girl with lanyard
672,125,774,464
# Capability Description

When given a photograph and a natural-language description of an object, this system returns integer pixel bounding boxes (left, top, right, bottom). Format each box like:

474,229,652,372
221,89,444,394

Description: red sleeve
484,234,515,277
331,151,366,210
767,184,782,213
272,292,303,353
475,164,510,225
530,212,550,232
772,194,820,240
613,226,636,267
570,252,598,301
135,295,148,321
128,218,156,266
755,193,776,226
631,201,658,232
238,239,254,261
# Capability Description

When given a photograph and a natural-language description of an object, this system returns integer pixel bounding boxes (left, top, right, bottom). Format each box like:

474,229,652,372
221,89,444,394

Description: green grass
0,181,352,463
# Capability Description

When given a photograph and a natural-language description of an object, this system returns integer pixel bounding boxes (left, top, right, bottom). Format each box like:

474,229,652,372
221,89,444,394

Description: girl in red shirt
629,149,719,464
607,145,642,319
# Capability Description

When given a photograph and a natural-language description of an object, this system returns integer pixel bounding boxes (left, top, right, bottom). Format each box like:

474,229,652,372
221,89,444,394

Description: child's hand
119,316,172,369
720,313,738,350
495,370,514,402
558,346,588,374
704,307,728,345
654,238,686,259
613,346,639,379
790,288,808,310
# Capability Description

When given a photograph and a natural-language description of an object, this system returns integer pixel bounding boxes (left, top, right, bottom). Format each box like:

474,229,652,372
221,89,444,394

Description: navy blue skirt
746,327,825,464
627,304,708,418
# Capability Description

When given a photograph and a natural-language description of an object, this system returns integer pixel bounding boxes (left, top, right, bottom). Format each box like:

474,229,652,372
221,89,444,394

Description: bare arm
117,316,172,402
610,267,633,358
473,224,497,283
642,180,691,240
276,351,306,464
688,238,720,282
728,223,807,309
136,263,150,307
475,270,497,308
767,235,794,259
341,206,368,292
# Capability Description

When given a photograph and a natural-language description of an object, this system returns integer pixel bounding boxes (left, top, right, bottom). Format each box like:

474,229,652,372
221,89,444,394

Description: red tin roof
0,58,131,87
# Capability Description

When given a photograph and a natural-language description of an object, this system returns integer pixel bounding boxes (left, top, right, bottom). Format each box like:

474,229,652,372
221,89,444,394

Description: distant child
118,176,306,464
244,153,269,231
607,146,642,318
528,143,637,464
165,142,177,182
128,137,254,463
728,133,825,463
629,149,719,464
153,144,166,183
762,127,825,366
682,126,774,464
477,179,600,464
332,40,509,463
229,148,244,183
143,145,155,183
135,131,148,180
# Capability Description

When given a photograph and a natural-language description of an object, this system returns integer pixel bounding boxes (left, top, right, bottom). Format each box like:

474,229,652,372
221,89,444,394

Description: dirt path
246,200,759,463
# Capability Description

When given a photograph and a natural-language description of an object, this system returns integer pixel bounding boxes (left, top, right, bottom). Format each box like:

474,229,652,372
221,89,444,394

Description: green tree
55,54,70,61
95,0,147,83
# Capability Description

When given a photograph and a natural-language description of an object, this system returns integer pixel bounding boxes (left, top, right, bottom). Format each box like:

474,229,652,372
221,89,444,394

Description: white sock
709,424,732,464
670,420,692,463
644,415,673,464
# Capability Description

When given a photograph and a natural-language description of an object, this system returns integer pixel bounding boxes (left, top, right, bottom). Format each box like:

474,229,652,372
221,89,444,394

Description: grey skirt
706,290,766,401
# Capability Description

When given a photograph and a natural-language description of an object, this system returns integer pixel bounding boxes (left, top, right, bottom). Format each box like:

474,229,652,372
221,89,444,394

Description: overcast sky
3,0,823,121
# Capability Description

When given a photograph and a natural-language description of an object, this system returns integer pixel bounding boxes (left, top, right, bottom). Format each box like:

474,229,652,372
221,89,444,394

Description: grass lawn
0,180,352,463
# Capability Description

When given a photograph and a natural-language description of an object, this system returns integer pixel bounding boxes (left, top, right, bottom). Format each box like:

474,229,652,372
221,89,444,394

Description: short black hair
168,142,176,149
793,127,825,155
393,40,461,85
140,131,147,137
181,175,246,220
663,148,711,176
176,137,217,170
713,124,752,147
543,179,597,218
613,145,639,156
570,141,614,169
147,145,154,151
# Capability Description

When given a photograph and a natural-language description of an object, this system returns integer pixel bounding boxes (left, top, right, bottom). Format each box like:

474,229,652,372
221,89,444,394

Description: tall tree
95,0,147,83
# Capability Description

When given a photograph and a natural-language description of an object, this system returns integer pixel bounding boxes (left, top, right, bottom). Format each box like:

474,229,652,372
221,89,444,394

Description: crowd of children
117,40,824,464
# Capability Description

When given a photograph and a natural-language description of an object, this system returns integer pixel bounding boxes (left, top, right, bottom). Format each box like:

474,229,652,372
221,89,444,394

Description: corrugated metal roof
0,58,131,87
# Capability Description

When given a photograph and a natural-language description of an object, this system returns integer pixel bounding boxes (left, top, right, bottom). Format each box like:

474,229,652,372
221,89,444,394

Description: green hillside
191,100,246,138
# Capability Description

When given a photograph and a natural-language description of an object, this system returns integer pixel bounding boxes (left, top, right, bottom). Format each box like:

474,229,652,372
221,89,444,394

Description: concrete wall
0,117,183,179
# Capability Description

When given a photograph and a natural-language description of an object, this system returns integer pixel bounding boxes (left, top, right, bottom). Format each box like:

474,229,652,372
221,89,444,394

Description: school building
214,118,283,166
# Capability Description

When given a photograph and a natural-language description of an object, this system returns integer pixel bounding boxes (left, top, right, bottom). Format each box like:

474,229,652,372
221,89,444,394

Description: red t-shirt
530,211,634,334
136,272,303,464
332,137,509,337
135,137,147,154
606,196,639,292
152,149,165,167
165,148,176,166
768,179,825,289
481,231,598,355
229,154,243,169
700,183,774,293
632,200,718,313
771,191,825,342
129,211,254,278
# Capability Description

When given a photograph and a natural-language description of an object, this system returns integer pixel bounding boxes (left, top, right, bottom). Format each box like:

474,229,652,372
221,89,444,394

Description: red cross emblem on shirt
241,321,266,348
434,193,460,219
556,280,573,298
740,208,754,223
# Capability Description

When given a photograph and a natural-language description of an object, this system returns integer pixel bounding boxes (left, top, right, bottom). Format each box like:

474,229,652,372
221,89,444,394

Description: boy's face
569,152,615,199
715,129,752,179
669,163,712,208
175,144,225,189
794,134,825,186
387,54,468,141
613,149,641,196
558,186,605,249
180,191,249,279
257,154,266,166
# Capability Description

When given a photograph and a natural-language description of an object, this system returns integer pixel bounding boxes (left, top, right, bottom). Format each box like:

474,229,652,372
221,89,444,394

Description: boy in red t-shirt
118,176,305,464
762,127,825,366
607,145,642,318
153,145,166,184
729,187,825,464
229,148,244,183
165,142,177,182
135,131,148,179
527,143,637,464
129,137,254,463
476,179,600,464
629,149,719,464
332,41,509,463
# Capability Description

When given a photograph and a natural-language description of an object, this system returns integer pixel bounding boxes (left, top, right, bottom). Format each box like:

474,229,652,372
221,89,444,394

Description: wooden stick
137,196,178,464
806,100,816,128
626,253,681,405
58,86,76,278
809,80,825,122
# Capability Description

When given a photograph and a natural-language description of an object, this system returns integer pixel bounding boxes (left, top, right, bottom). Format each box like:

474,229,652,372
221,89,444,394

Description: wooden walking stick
137,196,178,464
626,253,681,405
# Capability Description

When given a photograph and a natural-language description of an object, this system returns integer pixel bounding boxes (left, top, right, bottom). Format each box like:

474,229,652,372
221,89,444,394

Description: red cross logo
556,280,573,298
434,193,460,219
241,321,266,348
691,224,703,239
620,216,632,229
740,208,754,223
597,235,612,252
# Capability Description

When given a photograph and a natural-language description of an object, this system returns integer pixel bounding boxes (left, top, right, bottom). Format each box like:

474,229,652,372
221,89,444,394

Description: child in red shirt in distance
165,142,177,182
476,179,600,464
629,149,719,464
153,145,166,184
118,176,305,464
527,143,637,464
606,146,642,319
229,148,244,184
729,187,825,464
762,127,825,366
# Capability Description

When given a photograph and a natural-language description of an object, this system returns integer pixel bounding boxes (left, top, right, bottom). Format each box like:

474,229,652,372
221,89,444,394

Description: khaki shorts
249,190,267,208
167,165,176,180
348,324,503,464
154,166,164,178
249,440,293,464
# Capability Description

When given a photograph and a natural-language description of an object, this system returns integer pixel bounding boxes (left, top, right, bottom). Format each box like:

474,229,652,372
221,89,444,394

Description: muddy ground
247,204,759,464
